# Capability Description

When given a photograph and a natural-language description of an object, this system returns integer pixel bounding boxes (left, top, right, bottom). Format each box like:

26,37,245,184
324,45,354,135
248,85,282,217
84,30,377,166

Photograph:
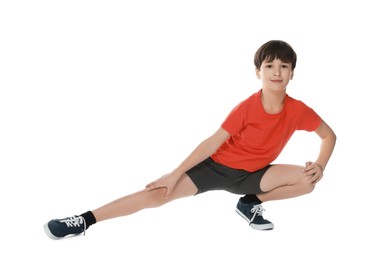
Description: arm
172,127,230,177
304,120,337,184
146,127,230,196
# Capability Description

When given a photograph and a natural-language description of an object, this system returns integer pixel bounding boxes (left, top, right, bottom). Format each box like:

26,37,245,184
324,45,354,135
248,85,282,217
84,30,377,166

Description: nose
273,67,281,76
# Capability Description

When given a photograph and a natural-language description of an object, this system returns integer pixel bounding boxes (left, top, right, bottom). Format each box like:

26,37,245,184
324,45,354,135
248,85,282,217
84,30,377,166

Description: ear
255,68,261,79
290,69,294,80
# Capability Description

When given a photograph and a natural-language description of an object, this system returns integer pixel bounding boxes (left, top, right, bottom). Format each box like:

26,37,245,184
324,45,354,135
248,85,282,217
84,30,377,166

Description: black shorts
186,157,271,195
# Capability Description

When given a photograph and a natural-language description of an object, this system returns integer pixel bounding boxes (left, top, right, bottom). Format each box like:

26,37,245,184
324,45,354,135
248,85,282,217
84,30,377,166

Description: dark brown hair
254,40,297,70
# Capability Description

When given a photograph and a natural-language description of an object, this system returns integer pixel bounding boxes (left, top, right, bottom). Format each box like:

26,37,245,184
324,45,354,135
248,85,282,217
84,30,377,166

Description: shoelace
249,204,265,222
60,216,87,236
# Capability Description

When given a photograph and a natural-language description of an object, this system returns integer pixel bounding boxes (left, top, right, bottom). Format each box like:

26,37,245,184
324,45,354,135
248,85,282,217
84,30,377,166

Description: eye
281,64,290,68
265,64,273,68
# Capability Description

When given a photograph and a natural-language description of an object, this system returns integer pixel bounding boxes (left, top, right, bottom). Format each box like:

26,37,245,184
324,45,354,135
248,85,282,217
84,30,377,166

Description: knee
146,188,170,208
291,166,316,195
298,176,315,194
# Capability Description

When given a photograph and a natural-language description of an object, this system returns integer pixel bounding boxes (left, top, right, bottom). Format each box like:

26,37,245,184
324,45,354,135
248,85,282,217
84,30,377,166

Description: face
256,59,294,92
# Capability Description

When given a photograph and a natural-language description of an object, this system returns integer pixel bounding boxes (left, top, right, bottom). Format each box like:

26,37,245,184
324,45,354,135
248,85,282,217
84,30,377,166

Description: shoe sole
43,223,84,240
43,223,60,240
235,208,274,230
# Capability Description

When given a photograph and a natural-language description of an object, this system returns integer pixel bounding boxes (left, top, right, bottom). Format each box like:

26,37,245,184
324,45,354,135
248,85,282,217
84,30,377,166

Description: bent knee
290,167,316,194
298,176,316,194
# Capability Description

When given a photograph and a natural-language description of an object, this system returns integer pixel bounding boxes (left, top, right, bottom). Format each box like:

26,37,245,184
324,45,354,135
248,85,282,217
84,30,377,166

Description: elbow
326,124,337,144
331,130,337,144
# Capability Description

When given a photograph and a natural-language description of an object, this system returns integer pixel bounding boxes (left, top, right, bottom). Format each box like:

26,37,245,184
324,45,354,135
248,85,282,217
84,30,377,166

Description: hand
145,173,180,199
303,161,324,185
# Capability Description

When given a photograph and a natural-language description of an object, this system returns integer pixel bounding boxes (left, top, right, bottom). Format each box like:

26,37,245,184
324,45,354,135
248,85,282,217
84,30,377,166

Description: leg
93,173,198,222
44,174,198,239
258,164,315,202
235,164,315,230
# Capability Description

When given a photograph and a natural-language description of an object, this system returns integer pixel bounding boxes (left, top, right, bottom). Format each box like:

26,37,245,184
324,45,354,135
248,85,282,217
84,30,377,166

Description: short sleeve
297,102,322,131
221,102,246,136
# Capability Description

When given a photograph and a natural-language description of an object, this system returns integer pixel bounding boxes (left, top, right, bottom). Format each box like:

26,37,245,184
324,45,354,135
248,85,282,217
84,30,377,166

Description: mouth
271,80,283,83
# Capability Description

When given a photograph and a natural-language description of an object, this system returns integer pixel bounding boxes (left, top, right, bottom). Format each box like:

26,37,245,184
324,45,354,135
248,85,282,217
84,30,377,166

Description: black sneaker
235,199,274,230
44,215,87,239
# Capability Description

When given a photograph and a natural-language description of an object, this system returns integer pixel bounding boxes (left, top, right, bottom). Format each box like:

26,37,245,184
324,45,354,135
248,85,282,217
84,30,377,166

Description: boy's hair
254,40,297,70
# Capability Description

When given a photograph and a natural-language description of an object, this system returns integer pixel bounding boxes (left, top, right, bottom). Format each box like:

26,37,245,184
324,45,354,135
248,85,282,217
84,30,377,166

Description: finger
306,175,316,184
309,173,322,184
145,180,157,188
145,184,154,191
309,174,318,184
314,173,323,184
164,187,171,199
304,168,317,176
146,182,160,191
303,162,313,172
304,170,316,182
307,164,324,176
310,177,319,185
146,177,162,188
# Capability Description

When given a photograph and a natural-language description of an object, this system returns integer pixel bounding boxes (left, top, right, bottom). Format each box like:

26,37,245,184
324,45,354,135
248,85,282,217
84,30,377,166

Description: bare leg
92,173,198,222
258,164,315,202
234,164,315,230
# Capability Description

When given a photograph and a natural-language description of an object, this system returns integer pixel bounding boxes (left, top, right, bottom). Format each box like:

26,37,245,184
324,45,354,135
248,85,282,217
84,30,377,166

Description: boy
44,40,336,239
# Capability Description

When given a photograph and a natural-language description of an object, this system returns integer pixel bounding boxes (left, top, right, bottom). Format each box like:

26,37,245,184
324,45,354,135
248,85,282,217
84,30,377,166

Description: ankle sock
240,194,262,204
80,211,97,229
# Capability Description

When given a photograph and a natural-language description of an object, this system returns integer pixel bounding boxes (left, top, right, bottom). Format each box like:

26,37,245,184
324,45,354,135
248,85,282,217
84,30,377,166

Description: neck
260,89,286,114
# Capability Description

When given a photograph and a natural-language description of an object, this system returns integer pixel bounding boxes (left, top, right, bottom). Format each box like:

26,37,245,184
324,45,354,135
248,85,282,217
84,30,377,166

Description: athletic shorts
186,157,272,195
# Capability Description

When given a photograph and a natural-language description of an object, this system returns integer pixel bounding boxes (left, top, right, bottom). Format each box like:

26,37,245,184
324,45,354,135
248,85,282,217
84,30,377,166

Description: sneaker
235,199,274,230
44,215,86,239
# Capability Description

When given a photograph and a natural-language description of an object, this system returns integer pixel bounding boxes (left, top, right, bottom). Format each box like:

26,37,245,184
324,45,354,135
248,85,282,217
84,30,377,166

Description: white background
1,0,377,259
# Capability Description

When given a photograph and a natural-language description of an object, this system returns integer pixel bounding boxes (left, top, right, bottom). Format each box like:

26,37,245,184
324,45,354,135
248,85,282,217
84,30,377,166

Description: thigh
168,173,199,201
259,164,305,192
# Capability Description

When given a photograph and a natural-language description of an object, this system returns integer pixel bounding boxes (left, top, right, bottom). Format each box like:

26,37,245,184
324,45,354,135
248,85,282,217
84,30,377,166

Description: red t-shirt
211,89,322,172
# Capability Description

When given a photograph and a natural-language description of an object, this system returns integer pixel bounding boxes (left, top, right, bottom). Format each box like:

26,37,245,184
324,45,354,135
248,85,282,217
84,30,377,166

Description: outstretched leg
44,173,198,239
93,173,198,222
